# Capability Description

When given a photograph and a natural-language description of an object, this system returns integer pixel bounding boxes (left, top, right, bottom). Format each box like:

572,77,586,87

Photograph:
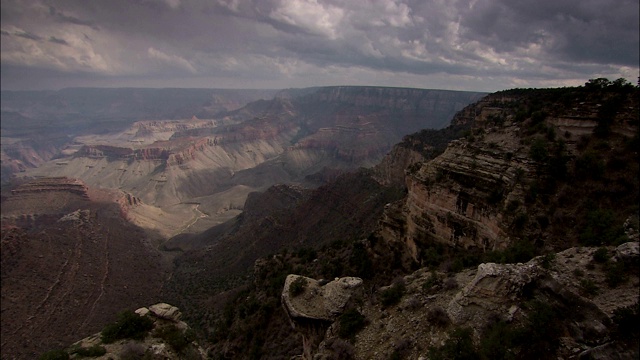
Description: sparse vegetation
119,341,148,360
580,209,626,246
70,344,107,357
154,325,195,353
422,271,442,292
288,276,308,297
428,327,478,360
529,138,549,162
604,261,628,288
580,279,600,297
572,268,584,277
612,302,639,338
101,310,154,344
380,279,406,307
427,306,450,327
338,308,367,340
38,350,69,360
539,253,556,269
592,247,610,263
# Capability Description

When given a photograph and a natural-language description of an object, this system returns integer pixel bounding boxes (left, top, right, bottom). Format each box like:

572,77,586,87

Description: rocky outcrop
282,275,363,359
345,244,639,359
67,303,205,360
147,303,182,322
2,177,91,222
615,241,639,263
446,262,541,326
9,176,89,198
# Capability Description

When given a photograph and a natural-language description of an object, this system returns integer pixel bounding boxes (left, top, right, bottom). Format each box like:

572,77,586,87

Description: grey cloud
48,36,69,45
458,0,639,66
48,6,99,30
0,0,637,91
14,30,42,41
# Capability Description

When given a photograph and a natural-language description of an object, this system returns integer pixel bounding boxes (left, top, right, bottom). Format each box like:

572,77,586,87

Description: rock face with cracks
282,275,363,359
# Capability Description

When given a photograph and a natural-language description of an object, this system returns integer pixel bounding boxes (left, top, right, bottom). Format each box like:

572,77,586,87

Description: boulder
282,275,363,322
614,241,639,263
447,262,540,326
282,275,363,359
148,303,182,321
135,307,150,317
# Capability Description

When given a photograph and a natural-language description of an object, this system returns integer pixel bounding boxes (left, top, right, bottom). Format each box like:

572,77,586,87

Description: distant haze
1,0,638,91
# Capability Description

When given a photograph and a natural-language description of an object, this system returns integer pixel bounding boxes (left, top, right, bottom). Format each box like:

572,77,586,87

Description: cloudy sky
1,0,638,91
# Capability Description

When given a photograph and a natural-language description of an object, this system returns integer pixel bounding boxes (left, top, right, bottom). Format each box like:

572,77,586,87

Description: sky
1,0,638,92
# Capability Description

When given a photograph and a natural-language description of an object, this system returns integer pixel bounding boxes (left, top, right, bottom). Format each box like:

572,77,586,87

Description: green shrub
422,246,443,268
529,138,549,162
592,247,610,263
604,262,628,288
580,279,599,297
517,300,562,358
530,111,548,125
450,258,464,273
612,302,639,338
484,238,536,265
512,212,528,231
288,276,308,297
540,253,556,269
427,306,450,328
101,310,154,344
350,243,373,279
579,209,626,246
479,321,516,360
296,248,317,263
428,327,479,360
38,350,69,360
380,280,406,307
487,188,504,205
574,152,605,179
422,271,442,292
506,200,520,213
572,268,584,277
71,344,107,357
338,308,366,339
155,325,195,353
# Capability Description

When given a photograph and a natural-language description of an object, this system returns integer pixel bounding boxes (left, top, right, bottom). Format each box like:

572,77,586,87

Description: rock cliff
282,275,363,359
376,83,639,267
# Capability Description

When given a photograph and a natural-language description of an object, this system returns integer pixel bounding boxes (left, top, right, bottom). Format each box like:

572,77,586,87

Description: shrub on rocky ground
38,349,69,360
338,308,367,340
70,344,107,357
289,276,308,297
380,280,406,307
101,310,154,344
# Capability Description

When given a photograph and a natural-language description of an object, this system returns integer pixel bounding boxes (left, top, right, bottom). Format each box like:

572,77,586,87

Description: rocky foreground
283,242,639,360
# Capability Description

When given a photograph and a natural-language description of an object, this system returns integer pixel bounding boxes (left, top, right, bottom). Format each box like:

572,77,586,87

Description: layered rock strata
282,275,363,359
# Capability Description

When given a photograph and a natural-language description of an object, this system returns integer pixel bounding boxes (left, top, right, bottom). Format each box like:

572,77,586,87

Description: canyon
1,86,484,359
2,80,638,359
5,87,484,240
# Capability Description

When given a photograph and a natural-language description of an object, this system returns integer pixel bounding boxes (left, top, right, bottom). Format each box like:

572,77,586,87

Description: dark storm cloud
1,0,638,91
48,6,99,30
459,0,639,66
48,36,69,45
14,30,42,41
